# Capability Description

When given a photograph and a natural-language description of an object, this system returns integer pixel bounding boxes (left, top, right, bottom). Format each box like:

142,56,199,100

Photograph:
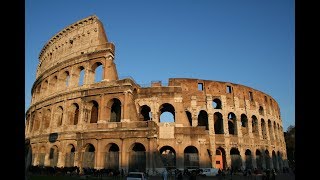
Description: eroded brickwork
26,15,288,173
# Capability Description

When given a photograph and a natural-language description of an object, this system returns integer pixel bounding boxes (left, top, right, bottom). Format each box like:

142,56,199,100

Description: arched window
90,101,99,123
198,110,208,130
159,103,175,123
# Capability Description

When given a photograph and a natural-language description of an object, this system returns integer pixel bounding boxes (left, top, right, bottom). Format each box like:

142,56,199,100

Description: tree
284,125,295,168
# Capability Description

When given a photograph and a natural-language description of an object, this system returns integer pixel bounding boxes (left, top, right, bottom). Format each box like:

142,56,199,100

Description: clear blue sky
25,0,295,131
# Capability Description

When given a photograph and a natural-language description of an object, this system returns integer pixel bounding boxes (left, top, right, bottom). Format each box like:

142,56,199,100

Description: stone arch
33,110,42,131
140,105,151,121
214,112,224,134
216,147,226,170
26,114,31,132
277,151,283,170
159,146,176,169
38,146,46,166
107,98,122,122
261,119,267,139
29,112,35,133
82,143,95,168
259,106,264,116
104,143,120,169
36,84,41,99
256,149,262,170
65,144,75,167
251,115,258,135
185,110,192,126
43,109,51,129
265,150,271,169
55,106,64,127
198,110,209,130
49,75,58,94
230,148,241,171
69,103,79,125
184,146,199,168
212,98,222,109
41,80,49,96
61,71,70,88
245,149,253,170
228,112,237,135
159,103,175,123
49,145,59,167
272,150,278,171
241,114,249,136
273,121,278,140
129,143,146,172
268,119,273,140
89,100,99,123
90,61,103,83
77,66,85,86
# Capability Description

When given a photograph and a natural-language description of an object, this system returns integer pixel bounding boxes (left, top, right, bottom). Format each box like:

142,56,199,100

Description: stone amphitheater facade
25,15,288,173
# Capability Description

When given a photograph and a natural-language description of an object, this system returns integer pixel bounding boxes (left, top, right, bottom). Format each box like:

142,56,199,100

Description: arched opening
82,144,95,168
228,112,237,135
268,120,273,140
159,103,175,123
230,148,241,171
241,114,248,136
65,144,75,167
74,104,79,125
265,150,271,169
49,145,59,167
272,151,278,171
256,150,262,170
215,147,226,170
245,149,253,170
33,111,41,131
261,119,267,139
93,62,103,83
64,71,70,87
140,105,151,121
90,101,99,123
69,103,79,125
277,151,283,170
212,98,222,109
129,143,146,172
105,143,120,170
49,76,57,94
214,112,224,134
78,66,85,86
109,98,121,122
185,111,192,126
184,146,199,169
56,106,63,127
274,121,278,140
38,146,46,167
160,146,176,169
43,109,51,129
251,116,258,135
259,106,264,116
198,110,209,130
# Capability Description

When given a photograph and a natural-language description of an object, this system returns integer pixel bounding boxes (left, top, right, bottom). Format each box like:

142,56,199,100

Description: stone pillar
240,148,246,170
251,152,257,170
57,152,65,167
98,96,107,123
223,112,229,136
225,147,231,169
103,56,118,81
95,139,103,169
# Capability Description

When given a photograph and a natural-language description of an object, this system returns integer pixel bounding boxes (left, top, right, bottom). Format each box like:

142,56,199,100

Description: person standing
162,169,168,180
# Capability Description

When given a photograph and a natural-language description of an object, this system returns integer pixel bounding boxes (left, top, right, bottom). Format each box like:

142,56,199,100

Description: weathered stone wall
25,15,288,172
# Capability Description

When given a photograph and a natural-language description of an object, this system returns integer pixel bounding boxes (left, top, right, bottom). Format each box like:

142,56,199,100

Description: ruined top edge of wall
38,15,101,59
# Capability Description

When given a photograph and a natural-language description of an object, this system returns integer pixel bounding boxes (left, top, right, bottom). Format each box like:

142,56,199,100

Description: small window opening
226,85,232,93
198,83,203,91
249,91,254,101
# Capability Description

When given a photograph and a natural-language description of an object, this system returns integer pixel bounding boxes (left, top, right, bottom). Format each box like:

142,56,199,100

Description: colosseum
25,15,288,174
